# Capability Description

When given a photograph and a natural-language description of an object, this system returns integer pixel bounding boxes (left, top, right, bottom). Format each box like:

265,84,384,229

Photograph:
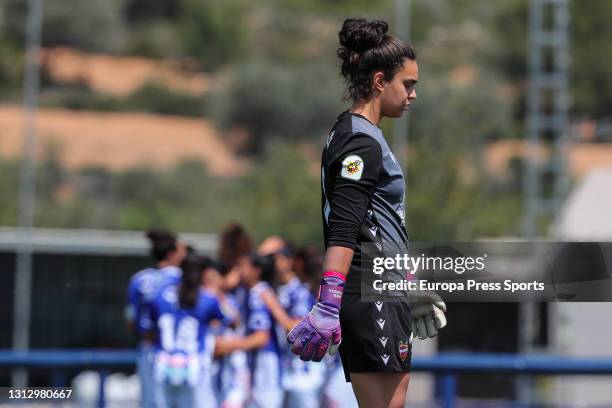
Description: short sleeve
289,287,315,318
207,296,236,326
126,278,140,323
247,290,272,331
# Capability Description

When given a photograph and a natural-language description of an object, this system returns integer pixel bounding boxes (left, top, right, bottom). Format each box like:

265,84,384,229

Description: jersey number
158,314,199,353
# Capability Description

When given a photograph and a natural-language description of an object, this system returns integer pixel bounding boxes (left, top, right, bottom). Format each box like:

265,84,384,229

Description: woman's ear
372,71,386,93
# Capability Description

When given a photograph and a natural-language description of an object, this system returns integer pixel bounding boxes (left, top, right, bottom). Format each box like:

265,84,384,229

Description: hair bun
146,229,162,241
145,229,175,243
339,18,388,52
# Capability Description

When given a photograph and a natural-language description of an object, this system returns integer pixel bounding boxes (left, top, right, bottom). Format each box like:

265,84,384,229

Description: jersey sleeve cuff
327,241,356,250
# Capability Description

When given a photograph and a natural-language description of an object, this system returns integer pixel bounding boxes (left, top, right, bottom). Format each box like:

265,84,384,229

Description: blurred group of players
126,224,357,408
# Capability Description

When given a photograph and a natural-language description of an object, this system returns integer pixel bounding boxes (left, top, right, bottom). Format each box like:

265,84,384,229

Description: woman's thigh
350,372,410,408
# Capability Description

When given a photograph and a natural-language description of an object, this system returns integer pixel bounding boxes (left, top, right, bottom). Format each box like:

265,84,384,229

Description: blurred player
126,229,187,408
294,244,324,295
201,257,250,408
215,253,283,408
287,18,447,408
218,223,253,273
217,223,254,310
259,237,324,408
151,254,238,408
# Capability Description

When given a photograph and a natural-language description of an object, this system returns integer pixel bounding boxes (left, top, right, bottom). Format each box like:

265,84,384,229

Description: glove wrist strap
318,270,345,309
322,270,346,282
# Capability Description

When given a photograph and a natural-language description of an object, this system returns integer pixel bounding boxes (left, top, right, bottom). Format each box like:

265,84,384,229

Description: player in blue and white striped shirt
151,254,238,408
126,229,186,408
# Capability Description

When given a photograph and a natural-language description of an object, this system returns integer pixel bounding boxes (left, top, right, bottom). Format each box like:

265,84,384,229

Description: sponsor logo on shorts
381,354,390,365
379,337,388,347
399,340,409,362
376,318,386,330
375,301,383,312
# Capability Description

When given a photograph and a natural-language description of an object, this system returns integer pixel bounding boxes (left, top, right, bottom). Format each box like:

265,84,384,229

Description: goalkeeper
287,17,447,408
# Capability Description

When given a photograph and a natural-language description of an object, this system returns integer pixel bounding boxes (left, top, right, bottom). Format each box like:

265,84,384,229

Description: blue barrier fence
2,350,612,407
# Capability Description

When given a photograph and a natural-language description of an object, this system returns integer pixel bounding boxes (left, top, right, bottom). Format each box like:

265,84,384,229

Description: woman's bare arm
323,246,354,276
260,290,299,332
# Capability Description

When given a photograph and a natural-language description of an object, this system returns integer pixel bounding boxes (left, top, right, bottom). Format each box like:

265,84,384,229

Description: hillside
0,105,248,177
42,47,209,96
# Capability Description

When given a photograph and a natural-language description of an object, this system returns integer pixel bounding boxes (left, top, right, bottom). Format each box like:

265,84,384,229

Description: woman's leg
138,346,157,408
349,372,410,408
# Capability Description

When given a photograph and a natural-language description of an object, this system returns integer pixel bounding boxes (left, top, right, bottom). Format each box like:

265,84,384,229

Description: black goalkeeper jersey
321,111,409,294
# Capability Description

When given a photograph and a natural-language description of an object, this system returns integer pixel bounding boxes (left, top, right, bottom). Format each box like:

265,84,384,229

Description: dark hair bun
339,18,388,52
146,229,175,243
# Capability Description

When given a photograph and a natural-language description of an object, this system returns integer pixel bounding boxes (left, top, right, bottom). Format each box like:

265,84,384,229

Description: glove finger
300,333,322,362
434,300,447,313
425,313,438,338
287,320,308,345
312,339,329,362
332,327,342,346
434,307,447,330
416,317,428,339
327,327,342,355
290,329,314,356
328,341,340,356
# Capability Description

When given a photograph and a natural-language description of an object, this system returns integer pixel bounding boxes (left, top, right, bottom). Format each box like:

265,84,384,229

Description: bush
126,82,204,116
178,0,249,69
207,61,344,155
40,82,204,117
3,0,127,53
0,41,23,89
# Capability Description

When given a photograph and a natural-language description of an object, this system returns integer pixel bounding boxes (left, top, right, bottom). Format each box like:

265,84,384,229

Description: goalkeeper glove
287,271,345,362
408,290,447,339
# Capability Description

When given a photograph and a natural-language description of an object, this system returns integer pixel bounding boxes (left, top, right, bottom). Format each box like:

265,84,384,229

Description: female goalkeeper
287,18,447,408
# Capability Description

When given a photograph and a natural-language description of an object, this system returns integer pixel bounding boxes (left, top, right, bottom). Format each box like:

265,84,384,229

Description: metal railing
2,350,612,407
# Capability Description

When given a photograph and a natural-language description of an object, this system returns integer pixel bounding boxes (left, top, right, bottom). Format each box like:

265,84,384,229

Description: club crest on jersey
399,340,410,362
341,155,364,180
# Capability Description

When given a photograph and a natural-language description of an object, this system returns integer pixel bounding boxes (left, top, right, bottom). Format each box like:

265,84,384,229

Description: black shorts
338,292,413,382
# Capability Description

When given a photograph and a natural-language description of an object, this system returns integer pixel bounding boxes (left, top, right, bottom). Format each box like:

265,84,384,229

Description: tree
177,0,249,69
207,61,344,155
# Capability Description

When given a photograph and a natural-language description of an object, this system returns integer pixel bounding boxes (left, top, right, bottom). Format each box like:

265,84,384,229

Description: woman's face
223,265,241,290
379,58,418,118
202,267,223,291
237,256,259,286
168,241,188,266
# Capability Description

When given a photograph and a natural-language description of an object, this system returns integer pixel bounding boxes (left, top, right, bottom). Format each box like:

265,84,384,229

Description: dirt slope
0,105,247,177
42,47,209,96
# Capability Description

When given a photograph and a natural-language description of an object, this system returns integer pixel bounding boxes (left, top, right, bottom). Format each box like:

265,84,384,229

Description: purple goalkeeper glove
287,270,345,362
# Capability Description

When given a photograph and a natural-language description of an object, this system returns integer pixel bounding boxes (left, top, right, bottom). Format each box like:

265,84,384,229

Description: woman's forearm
323,246,354,276
261,290,300,332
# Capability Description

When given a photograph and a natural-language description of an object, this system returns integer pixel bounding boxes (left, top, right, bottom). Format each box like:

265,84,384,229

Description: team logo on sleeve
341,155,364,180
399,340,410,362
